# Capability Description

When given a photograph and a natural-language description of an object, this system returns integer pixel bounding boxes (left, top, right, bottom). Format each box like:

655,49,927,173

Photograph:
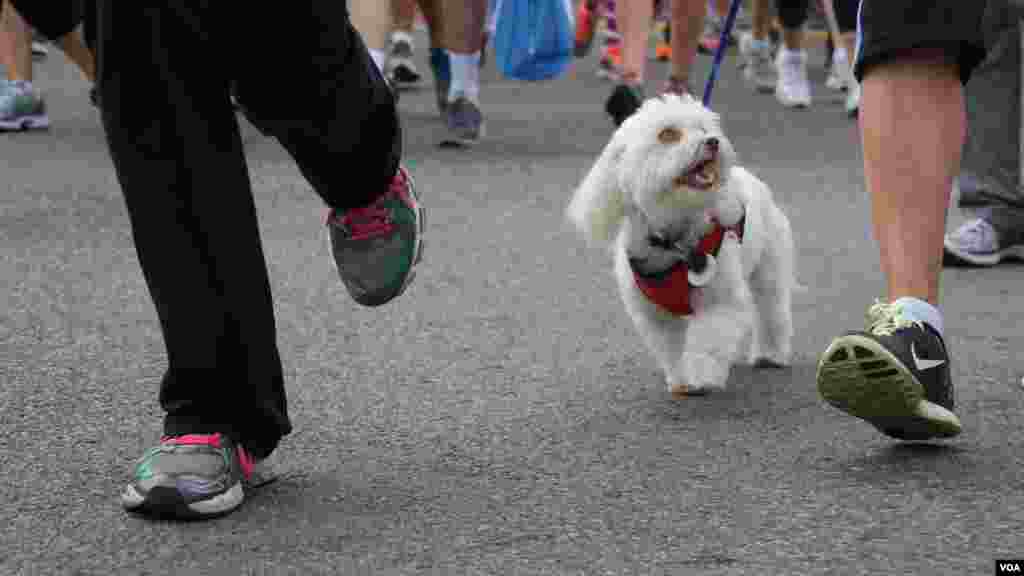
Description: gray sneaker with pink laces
326,166,425,306
121,433,256,519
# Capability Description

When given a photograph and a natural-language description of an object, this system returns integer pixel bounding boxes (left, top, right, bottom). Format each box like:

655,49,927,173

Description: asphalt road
3,35,1024,576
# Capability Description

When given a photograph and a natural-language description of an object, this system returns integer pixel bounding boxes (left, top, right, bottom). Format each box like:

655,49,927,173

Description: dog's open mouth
673,144,720,191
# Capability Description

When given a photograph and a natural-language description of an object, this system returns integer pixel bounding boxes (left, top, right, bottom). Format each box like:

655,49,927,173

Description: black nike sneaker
816,300,962,441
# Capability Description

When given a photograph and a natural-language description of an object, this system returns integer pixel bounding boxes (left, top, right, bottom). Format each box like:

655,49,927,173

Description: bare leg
0,0,32,82
349,0,392,73
58,30,95,83
619,0,655,84
441,0,486,54
417,0,441,48
861,50,964,304
750,0,771,40
781,27,803,51
393,0,417,30
669,0,706,89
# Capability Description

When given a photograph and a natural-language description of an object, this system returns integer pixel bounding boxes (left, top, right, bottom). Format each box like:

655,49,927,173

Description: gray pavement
3,36,1024,576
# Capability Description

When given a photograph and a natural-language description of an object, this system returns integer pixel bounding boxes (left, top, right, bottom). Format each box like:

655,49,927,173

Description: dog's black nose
704,137,719,152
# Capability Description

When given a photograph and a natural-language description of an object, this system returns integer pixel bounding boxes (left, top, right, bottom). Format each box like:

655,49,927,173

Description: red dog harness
630,217,745,316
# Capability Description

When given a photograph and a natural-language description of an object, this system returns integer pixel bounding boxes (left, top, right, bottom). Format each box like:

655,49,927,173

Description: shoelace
865,300,917,337
156,433,255,479
333,174,405,240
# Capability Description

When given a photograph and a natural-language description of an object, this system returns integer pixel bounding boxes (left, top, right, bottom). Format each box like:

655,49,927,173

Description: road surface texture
3,33,1023,576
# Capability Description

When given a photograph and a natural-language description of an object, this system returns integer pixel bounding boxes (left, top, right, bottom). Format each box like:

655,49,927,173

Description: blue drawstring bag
493,0,574,81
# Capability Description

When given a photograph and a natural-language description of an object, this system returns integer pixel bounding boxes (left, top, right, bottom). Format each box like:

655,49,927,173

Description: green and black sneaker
326,165,424,307
817,300,962,441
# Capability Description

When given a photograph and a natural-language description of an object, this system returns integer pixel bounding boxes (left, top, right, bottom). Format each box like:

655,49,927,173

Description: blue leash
701,0,744,107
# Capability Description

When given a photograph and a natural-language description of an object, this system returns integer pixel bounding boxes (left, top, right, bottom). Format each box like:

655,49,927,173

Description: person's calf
860,48,964,306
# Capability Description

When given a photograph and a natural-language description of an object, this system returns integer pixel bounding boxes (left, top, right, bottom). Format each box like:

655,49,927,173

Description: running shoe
0,80,49,132
944,218,1024,267
440,95,484,147
326,165,425,306
121,433,256,519
817,300,962,441
386,30,423,90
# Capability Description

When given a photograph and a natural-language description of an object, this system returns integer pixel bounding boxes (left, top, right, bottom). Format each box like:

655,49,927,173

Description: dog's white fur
567,94,796,396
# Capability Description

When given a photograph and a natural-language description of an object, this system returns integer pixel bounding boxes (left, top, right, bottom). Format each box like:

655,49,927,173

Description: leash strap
702,0,744,107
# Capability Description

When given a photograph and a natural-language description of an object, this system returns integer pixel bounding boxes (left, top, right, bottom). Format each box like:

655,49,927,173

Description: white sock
833,46,849,65
447,51,481,103
893,296,944,337
369,49,387,74
750,37,771,52
780,47,806,61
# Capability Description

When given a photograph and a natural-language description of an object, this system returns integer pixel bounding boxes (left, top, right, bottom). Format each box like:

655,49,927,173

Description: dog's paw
681,352,731,392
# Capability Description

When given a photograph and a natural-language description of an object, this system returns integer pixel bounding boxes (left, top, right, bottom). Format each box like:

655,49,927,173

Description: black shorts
853,0,990,85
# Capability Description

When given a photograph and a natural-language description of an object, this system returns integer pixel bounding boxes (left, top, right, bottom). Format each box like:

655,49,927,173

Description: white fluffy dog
567,94,796,397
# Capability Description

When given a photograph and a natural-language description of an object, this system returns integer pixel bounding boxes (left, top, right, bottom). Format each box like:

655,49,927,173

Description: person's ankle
891,296,944,337
620,70,642,86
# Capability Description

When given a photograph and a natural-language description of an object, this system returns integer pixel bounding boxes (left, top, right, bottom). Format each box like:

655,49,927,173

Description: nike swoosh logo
911,342,945,371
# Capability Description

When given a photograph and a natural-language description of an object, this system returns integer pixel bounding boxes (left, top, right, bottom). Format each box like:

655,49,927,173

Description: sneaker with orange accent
597,42,622,80
121,433,256,519
655,21,671,61
326,165,425,307
575,0,598,57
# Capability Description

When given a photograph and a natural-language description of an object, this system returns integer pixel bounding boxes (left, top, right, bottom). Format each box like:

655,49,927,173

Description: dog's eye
658,126,683,144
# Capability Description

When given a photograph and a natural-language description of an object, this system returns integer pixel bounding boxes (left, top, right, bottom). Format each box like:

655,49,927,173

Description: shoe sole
0,115,50,131
942,241,1024,267
438,122,485,148
387,63,423,90
817,334,962,440
776,95,811,108
122,482,244,520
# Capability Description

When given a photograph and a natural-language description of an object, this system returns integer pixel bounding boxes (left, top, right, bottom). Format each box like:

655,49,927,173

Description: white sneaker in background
775,48,812,108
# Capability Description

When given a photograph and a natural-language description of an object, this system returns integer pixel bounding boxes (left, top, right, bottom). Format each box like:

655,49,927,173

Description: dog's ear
567,131,629,246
